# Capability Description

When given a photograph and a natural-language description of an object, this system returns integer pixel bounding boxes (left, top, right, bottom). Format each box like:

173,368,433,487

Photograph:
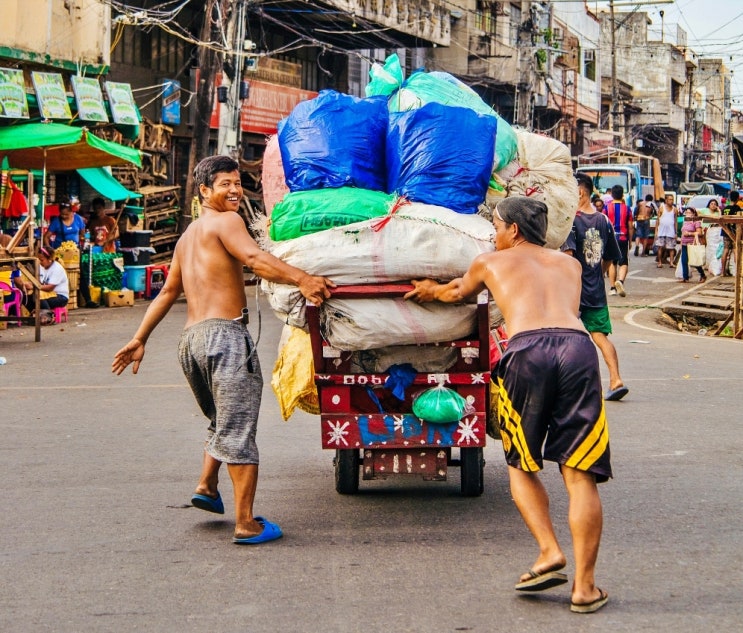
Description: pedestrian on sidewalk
405,196,611,614
679,207,707,283
563,173,628,402
603,185,633,297
633,194,655,257
655,194,678,269
112,156,335,545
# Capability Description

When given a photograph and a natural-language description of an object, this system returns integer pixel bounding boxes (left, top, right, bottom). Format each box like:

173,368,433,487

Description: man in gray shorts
113,155,334,544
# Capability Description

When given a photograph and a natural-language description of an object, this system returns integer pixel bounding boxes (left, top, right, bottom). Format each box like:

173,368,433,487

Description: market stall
0,122,142,339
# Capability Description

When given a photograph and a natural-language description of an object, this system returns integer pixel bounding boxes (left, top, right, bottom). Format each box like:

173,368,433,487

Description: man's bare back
477,244,584,336
406,211,584,337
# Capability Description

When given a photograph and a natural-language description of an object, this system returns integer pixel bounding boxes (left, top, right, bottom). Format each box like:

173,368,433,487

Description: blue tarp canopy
77,167,141,201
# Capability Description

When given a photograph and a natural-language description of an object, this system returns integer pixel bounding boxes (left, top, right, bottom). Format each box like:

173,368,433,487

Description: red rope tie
524,186,542,197
372,196,411,232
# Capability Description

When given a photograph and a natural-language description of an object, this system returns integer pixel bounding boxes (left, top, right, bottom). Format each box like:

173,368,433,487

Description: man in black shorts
405,196,611,614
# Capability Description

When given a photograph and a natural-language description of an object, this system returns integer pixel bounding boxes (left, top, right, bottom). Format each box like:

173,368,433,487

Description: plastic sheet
268,187,394,241
278,90,388,192
386,103,496,214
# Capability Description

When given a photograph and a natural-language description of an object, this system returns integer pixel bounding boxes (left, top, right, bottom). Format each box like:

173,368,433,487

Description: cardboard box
106,289,135,307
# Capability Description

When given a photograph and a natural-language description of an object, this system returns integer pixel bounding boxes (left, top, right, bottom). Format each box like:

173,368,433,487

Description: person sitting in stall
15,246,69,322
86,197,119,253
44,200,86,249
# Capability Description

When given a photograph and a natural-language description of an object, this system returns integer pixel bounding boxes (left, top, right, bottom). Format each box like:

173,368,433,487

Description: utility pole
184,0,233,225
684,65,695,182
610,0,619,140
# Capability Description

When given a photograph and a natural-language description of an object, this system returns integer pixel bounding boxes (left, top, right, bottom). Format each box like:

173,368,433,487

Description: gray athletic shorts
178,318,262,464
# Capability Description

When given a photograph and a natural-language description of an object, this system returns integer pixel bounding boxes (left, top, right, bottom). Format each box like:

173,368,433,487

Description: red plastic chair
0,280,23,326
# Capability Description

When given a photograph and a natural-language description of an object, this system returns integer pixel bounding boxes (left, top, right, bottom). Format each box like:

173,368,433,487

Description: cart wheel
334,449,360,494
460,447,484,497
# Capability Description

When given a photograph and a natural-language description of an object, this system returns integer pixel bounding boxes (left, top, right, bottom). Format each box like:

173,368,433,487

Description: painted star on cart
457,416,480,445
326,421,350,446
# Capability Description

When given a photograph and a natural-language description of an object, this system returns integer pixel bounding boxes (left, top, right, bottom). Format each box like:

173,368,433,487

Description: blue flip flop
191,492,225,514
604,386,629,402
232,516,283,545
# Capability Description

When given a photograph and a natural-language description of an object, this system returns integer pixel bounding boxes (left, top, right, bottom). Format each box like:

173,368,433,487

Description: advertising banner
32,71,72,120
105,81,139,125
71,76,109,122
0,68,29,119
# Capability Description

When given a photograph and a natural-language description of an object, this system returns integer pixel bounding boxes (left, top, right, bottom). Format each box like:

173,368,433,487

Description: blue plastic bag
278,90,388,192
386,102,497,214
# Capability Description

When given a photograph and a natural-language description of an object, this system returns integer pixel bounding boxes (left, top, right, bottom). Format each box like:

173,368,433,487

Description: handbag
687,236,705,268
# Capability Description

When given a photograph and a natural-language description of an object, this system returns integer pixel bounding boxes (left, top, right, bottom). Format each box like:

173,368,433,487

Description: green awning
77,167,141,201
0,122,142,170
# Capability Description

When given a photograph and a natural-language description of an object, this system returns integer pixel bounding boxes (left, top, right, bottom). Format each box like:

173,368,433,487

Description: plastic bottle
84,230,91,250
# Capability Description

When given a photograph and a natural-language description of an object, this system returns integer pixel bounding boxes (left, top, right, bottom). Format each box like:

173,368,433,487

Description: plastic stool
145,264,169,300
53,306,69,324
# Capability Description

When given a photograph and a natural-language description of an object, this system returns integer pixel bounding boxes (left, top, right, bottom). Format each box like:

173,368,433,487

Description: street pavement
1,253,741,632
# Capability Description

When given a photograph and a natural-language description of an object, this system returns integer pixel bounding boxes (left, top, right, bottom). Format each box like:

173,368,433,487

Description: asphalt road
1,254,741,632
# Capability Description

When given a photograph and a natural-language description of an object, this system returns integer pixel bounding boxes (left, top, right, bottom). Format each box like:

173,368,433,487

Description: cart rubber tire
334,449,360,494
460,447,484,497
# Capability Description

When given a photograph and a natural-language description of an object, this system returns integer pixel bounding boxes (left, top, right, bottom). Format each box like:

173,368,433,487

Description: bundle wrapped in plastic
366,54,518,171
262,134,290,215
269,187,395,241
386,102,496,214
502,130,578,250
271,325,319,421
412,380,471,424
277,90,388,192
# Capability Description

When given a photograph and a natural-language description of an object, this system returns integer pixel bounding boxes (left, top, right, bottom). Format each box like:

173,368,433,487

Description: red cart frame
306,284,492,496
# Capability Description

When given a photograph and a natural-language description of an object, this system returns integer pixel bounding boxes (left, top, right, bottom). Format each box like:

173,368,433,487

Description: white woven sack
350,345,459,374
262,201,495,283
320,298,477,351
506,130,578,249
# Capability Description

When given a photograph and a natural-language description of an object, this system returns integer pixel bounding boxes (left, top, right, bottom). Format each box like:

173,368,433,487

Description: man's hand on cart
298,274,336,305
404,279,440,303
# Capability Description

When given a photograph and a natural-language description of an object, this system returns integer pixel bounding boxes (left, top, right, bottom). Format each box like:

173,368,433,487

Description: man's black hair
575,172,594,195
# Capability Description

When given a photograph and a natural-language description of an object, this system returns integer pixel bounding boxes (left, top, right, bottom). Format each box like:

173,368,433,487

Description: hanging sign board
161,79,181,125
105,81,139,125
32,71,72,120
239,80,317,136
0,67,29,119
71,76,109,122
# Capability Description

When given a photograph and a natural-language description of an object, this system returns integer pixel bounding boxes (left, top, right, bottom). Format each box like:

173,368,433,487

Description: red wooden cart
306,283,495,496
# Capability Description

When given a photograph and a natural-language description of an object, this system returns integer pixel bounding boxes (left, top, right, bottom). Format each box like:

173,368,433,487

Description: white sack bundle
320,298,477,351
262,201,495,282
350,345,459,374
505,130,578,249
261,201,494,328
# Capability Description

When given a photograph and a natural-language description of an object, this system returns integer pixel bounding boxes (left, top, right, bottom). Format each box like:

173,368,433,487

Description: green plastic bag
269,187,395,241
412,383,467,424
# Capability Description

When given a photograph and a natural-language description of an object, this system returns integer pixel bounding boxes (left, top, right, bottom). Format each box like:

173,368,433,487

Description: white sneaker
609,288,617,296
615,280,626,297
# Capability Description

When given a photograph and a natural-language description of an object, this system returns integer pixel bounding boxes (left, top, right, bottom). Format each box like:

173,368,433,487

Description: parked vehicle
576,147,665,210
682,194,722,211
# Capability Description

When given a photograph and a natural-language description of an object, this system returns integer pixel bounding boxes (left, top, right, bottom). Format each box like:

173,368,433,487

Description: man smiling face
200,170,243,213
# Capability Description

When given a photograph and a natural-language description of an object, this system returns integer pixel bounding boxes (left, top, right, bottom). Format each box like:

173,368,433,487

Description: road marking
626,270,678,283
